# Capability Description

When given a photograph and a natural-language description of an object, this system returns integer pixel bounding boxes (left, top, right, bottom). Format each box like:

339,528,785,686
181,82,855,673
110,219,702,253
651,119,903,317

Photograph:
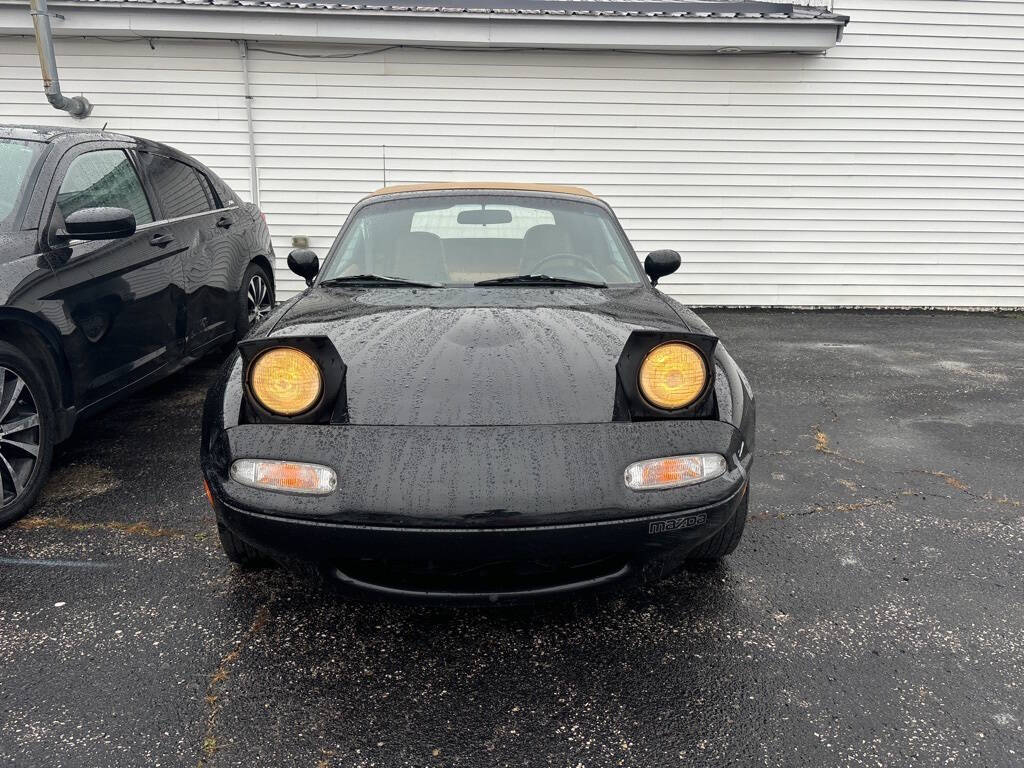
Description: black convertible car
0,125,275,526
202,183,755,602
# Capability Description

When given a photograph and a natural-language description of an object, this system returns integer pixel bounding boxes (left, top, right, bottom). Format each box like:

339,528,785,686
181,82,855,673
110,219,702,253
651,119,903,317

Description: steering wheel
528,253,605,283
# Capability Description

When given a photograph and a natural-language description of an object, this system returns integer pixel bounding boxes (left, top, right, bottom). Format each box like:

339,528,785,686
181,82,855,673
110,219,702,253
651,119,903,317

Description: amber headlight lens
638,342,708,410
249,348,323,415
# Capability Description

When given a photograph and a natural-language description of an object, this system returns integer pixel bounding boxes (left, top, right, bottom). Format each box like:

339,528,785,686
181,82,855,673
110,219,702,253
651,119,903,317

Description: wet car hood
267,285,695,426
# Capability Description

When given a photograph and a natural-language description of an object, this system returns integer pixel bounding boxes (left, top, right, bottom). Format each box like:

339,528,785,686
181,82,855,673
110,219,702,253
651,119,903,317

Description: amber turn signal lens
624,453,726,491
230,459,337,495
249,347,323,416
638,342,707,410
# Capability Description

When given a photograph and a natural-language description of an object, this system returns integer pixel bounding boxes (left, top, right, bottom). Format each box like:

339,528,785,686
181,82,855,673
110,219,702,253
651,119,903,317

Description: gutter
28,0,92,117
0,2,847,54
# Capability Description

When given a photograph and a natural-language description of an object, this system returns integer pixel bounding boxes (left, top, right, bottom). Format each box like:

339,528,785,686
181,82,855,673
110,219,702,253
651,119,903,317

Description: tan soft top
368,182,598,200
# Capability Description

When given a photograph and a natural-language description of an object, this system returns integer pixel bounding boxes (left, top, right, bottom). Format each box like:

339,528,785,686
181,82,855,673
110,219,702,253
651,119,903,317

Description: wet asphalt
1,309,1022,768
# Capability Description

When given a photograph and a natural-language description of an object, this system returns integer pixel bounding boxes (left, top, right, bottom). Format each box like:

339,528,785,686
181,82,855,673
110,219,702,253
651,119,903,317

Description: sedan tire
237,263,275,338
0,341,55,528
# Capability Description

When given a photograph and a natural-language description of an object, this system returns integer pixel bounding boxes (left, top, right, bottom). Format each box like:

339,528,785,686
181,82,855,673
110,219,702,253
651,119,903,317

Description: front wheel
685,491,748,564
216,521,273,569
237,263,275,338
0,341,55,528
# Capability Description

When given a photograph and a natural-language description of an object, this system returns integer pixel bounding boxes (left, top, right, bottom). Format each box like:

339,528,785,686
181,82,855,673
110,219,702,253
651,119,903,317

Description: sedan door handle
216,216,233,229
149,233,174,247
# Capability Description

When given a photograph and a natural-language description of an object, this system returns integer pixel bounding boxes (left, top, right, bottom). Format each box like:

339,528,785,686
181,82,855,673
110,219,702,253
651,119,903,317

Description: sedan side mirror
64,207,136,240
644,249,681,286
288,248,320,286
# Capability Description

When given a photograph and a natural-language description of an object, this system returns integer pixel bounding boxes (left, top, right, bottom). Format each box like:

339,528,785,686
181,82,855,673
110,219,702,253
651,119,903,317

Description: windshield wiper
319,274,443,288
474,274,606,288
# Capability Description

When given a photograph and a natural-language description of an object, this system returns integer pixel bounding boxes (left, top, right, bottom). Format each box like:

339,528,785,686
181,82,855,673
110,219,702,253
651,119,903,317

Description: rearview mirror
64,207,136,240
288,248,320,286
644,249,681,286
457,208,513,225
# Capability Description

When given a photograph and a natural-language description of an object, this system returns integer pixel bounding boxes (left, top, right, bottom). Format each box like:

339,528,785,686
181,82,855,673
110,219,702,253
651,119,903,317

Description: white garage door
2,0,1023,307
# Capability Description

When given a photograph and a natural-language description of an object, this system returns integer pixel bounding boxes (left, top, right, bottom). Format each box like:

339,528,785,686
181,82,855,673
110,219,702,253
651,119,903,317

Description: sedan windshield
0,139,44,232
320,194,642,287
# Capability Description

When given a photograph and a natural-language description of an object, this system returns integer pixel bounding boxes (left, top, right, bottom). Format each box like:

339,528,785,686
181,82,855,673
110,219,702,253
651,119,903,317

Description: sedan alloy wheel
0,366,41,508
247,274,273,324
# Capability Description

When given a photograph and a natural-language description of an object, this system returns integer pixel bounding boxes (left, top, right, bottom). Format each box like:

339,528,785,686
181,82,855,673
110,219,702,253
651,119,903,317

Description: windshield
0,139,44,232
319,194,642,286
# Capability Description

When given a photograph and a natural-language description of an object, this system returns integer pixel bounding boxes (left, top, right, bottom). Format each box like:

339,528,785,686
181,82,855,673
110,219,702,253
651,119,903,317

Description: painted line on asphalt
0,556,115,569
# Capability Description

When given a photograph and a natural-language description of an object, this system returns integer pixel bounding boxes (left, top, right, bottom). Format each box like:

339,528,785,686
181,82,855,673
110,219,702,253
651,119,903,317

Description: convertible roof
369,182,599,199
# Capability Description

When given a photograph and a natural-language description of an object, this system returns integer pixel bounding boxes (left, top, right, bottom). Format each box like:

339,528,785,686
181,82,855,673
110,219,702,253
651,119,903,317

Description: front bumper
203,421,752,602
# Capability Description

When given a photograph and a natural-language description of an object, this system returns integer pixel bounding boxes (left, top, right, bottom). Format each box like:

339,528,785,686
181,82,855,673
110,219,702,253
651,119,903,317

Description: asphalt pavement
1,309,1022,767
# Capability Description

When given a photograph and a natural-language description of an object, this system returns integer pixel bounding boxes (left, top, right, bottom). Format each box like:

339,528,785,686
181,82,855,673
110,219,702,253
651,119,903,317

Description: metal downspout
29,0,92,118
238,40,260,208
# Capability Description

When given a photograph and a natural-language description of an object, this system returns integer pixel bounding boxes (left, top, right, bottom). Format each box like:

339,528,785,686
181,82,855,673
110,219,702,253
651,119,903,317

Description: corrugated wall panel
1,0,1023,306
0,38,254,211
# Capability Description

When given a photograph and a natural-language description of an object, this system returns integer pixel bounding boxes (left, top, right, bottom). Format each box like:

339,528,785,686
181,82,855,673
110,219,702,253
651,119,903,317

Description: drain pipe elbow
29,0,93,119
45,90,92,118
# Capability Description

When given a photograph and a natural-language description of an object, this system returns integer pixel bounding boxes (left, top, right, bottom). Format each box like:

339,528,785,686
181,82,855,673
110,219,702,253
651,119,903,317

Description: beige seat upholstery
520,224,572,274
395,231,450,284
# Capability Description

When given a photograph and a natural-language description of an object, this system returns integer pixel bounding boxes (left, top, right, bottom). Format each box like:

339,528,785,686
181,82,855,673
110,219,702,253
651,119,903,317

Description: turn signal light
637,342,708,410
249,347,323,415
230,459,337,495
624,453,726,491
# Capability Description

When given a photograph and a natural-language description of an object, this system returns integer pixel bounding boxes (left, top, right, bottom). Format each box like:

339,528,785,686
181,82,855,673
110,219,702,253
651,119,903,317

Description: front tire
0,341,55,528
216,521,273,569
237,263,275,338
686,491,749,564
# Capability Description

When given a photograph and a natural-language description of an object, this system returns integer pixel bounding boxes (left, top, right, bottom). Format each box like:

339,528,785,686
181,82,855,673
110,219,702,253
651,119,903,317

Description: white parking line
0,556,115,569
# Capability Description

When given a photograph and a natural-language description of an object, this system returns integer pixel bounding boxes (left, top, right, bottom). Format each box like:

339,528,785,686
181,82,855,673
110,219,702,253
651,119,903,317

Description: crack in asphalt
750,425,1022,526
13,515,185,538
198,600,273,767
808,425,1006,504
751,496,894,523
982,492,1022,508
811,425,866,466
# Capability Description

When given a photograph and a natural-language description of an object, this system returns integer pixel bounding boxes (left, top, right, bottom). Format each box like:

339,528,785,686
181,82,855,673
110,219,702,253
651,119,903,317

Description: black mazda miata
201,183,755,603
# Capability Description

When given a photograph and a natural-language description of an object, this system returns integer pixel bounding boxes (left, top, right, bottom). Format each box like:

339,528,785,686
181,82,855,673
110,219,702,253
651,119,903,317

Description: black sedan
0,124,276,526
201,183,754,603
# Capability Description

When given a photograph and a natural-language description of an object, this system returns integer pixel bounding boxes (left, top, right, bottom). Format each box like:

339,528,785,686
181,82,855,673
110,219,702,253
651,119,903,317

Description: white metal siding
2,0,1022,307
0,39,254,209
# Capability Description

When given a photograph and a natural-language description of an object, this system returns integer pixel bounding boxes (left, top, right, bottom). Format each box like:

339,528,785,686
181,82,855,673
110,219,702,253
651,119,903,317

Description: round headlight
249,347,323,416
638,342,708,410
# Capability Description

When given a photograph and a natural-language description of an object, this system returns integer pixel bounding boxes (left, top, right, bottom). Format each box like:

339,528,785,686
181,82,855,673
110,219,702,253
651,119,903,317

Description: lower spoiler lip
329,562,633,604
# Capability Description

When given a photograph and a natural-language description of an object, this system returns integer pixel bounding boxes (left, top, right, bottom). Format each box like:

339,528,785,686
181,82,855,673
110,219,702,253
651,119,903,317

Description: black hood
267,286,695,426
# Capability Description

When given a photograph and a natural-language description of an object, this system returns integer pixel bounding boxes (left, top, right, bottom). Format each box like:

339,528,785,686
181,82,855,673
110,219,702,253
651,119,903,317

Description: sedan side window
138,153,213,219
57,149,153,225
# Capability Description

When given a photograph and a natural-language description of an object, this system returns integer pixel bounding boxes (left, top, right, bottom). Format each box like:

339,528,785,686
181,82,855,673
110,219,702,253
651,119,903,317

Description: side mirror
288,248,320,286
64,207,136,240
644,249,681,286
